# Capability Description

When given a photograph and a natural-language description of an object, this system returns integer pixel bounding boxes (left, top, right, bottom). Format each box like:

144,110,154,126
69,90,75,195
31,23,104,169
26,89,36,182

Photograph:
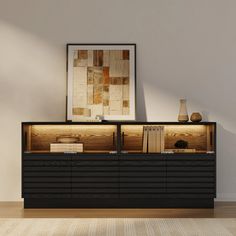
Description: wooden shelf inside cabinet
24,150,116,154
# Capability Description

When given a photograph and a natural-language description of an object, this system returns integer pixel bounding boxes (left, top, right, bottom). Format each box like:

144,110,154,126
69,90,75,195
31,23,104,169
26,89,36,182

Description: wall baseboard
215,193,236,201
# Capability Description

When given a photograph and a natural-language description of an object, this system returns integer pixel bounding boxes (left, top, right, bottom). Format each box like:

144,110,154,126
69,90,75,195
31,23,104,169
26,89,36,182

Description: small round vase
178,99,189,122
190,112,202,122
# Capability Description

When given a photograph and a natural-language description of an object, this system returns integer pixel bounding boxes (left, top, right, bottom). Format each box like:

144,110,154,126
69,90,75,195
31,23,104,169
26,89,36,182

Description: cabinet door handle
112,132,115,146
122,132,125,146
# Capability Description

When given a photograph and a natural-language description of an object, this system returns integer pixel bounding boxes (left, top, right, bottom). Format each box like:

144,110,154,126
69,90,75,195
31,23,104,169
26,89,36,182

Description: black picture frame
66,44,136,121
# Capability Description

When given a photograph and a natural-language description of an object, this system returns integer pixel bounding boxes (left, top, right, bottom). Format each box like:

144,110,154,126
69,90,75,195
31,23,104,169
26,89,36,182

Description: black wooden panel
120,194,167,199
24,172,71,177
120,161,165,166
24,167,71,172
166,161,214,166
120,177,166,183
120,189,165,193
166,193,215,199
119,154,165,161
24,177,71,183
167,183,215,188
167,166,215,172
72,172,119,177
72,166,119,172
120,193,215,199
120,183,165,188
72,177,118,183
120,167,165,171
72,189,119,193
71,154,118,161
165,155,215,161
72,161,119,166
71,194,118,199
24,161,70,167
24,188,71,193
24,154,71,161
166,188,215,193
24,194,71,199
167,172,215,177
72,183,119,188
120,172,166,177
166,177,214,183
24,183,70,188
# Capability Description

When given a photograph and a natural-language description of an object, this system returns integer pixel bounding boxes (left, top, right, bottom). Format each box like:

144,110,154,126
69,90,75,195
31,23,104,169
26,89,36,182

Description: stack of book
50,143,83,153
142,126,165,153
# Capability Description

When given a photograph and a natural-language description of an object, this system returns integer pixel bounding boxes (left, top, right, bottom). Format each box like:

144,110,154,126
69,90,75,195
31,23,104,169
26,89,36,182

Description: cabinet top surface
22,121,216,125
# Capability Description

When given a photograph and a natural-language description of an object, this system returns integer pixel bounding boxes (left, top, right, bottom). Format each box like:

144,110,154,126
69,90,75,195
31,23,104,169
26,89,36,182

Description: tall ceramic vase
178,99,189,122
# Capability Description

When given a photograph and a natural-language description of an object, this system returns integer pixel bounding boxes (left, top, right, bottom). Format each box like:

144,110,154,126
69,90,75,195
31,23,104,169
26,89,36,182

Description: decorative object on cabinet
67,44,136,121
174,139,188,148
56,136,80,143
178,99,189,122
50,143,83,153
190,112,202,122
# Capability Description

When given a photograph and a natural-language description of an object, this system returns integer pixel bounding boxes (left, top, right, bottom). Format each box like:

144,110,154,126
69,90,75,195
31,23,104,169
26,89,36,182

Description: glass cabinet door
120,124,215,154
23,124,117,154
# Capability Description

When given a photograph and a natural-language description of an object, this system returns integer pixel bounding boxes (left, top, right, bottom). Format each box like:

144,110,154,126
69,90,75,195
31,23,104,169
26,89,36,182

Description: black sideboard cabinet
22,122,216,208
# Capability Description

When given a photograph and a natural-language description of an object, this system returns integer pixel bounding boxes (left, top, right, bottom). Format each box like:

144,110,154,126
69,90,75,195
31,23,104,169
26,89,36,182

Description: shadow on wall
216,124,236,200
136,77,147,121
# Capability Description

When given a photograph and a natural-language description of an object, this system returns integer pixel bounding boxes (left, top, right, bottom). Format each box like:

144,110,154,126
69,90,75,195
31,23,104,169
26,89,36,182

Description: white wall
0,0,236,201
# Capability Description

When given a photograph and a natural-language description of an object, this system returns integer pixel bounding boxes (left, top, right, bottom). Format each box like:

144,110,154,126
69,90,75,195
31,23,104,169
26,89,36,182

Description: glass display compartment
121,124,216,154
23,124,117,154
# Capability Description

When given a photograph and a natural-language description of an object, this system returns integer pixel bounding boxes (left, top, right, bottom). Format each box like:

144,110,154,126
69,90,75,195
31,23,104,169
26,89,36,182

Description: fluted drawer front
166,155,215,197
71,158,119,198
23,154,71,198
119,158,166,197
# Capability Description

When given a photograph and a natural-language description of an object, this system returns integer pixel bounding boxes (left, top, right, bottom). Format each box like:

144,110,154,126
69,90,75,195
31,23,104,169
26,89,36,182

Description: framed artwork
67,44,136,121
